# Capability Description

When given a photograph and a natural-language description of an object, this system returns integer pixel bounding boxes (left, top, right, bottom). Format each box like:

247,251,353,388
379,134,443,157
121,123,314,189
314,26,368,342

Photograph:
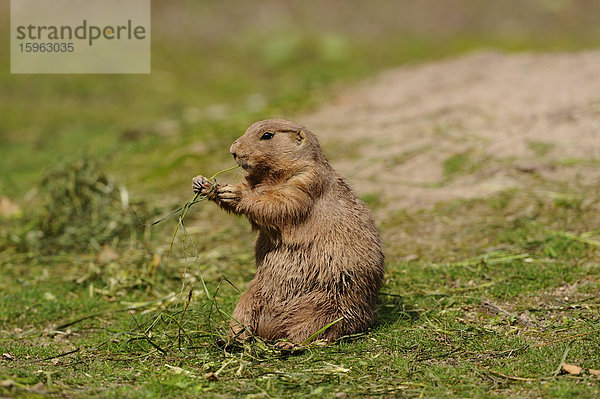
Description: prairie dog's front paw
217,185,241,205
192,175,215,196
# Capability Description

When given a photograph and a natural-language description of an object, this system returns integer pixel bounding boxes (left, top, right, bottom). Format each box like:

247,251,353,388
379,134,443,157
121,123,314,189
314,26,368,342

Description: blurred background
1,0,600,201
2,3,600,396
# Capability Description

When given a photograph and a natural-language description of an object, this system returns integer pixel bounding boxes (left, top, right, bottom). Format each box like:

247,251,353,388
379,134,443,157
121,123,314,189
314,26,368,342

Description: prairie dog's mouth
235,157,251,170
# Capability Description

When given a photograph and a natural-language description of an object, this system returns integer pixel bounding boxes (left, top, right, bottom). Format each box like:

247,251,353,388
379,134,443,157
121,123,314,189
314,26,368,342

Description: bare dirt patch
304,51,600,210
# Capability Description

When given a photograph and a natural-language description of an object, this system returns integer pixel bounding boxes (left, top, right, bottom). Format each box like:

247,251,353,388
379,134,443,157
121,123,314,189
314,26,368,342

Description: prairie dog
193,119,384,344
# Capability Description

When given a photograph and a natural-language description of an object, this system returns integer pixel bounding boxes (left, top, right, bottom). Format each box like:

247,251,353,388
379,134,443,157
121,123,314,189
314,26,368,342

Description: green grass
2,1,600,397
442,150,483,180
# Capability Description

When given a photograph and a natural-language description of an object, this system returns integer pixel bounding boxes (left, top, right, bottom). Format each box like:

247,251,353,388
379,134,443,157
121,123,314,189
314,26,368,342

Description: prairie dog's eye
260,132,274,140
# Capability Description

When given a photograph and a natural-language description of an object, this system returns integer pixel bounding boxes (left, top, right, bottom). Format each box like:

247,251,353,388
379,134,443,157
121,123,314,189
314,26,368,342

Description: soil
303,51,600,210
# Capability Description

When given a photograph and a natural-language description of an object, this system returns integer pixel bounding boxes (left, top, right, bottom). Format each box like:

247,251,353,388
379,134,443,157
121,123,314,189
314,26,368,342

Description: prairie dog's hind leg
285,314,344,344
279,299,345,344
229,280,260,341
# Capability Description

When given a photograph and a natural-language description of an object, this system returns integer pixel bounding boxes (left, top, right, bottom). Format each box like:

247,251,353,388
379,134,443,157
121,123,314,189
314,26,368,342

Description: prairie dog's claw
217,185,240,204
192,175,213,195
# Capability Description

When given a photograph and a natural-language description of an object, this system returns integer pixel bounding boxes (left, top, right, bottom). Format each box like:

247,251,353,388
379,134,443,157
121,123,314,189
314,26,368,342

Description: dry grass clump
7,158,157,254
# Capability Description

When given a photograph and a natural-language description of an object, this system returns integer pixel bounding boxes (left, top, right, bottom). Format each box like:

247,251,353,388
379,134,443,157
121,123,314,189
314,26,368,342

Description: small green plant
442,150,481,180
527,140,555,157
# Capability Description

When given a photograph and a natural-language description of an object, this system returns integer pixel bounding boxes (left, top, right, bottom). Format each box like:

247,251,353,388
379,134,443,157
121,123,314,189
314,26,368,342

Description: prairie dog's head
230,119,325,175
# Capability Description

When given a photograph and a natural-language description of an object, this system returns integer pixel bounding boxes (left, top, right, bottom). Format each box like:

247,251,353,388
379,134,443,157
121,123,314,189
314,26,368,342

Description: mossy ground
2,182,599,398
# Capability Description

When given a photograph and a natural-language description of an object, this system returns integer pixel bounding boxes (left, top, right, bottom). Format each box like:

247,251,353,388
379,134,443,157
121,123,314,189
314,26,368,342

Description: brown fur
193,119,384,344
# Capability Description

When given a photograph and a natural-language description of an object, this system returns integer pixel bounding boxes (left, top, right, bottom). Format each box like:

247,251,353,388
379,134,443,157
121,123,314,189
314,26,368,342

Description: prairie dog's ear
295,129,305,145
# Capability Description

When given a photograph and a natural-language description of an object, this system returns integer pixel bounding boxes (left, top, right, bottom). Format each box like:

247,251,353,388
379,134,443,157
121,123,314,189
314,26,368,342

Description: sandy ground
304,51,600,210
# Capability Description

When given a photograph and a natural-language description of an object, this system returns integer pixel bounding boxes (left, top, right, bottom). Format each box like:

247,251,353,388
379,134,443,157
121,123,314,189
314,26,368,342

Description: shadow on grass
375,292,419,327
